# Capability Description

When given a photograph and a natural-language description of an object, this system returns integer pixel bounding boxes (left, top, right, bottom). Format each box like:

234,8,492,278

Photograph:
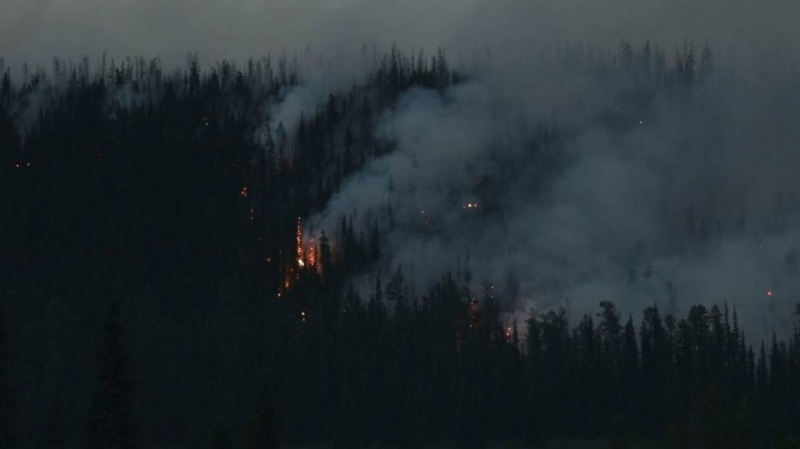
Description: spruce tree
87,301,136,449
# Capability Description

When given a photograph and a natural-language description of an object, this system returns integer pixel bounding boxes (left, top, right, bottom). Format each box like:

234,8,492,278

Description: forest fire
308,241,316,267
296,217,304,267
468,298,479,329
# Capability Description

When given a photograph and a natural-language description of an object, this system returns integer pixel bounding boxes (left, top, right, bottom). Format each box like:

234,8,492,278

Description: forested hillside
2,43,800,448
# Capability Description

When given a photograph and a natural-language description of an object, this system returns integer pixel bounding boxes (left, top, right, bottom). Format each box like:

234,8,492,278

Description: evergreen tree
87,301,136,449
245,375,280,449
0,303,13,449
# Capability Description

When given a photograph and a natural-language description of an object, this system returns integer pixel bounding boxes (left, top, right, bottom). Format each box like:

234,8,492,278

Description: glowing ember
296,218,304,267
308,245,316,267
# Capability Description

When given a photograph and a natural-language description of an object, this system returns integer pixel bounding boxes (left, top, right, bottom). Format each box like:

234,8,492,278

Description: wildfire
308,242,316,267
296,217,304,267
468,298,479,329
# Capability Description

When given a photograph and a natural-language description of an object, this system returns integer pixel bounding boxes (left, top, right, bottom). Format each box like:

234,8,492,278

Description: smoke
309,45,800,339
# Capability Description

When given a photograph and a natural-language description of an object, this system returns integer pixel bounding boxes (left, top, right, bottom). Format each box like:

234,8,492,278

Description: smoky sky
3,0,800,68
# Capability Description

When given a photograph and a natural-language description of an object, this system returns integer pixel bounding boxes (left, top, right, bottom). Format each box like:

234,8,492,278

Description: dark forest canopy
1,43,800,449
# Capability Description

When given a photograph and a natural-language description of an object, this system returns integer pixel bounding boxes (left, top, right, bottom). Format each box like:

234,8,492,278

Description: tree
42,391,65,449
245,375,280,449
0,302,14,449
87,301,136,449
210,418,233,449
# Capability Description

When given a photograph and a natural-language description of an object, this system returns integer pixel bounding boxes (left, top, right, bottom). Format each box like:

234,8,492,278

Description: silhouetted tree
87,301,136,449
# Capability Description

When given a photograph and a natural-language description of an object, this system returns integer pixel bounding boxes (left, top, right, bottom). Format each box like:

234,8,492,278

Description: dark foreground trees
87,302,136,449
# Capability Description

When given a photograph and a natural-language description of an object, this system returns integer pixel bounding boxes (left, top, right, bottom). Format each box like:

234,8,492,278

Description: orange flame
308,244,316,267
296,218,304,268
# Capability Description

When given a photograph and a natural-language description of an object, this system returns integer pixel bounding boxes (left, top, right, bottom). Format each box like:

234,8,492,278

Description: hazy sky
3,0,800,67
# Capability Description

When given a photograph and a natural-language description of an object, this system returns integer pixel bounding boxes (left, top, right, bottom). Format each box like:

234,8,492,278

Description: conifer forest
3,1,800,448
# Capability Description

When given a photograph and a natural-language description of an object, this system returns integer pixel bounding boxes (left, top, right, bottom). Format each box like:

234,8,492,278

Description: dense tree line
1,42,799,448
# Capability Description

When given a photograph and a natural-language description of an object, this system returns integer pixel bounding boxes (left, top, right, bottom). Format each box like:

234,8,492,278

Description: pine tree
210,418,233,449
245,375,280,449
87,301,136,449
0,302,14,449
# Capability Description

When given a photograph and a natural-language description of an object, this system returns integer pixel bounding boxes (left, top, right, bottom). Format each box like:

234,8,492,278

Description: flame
296,218,304,268
308,244,316,267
